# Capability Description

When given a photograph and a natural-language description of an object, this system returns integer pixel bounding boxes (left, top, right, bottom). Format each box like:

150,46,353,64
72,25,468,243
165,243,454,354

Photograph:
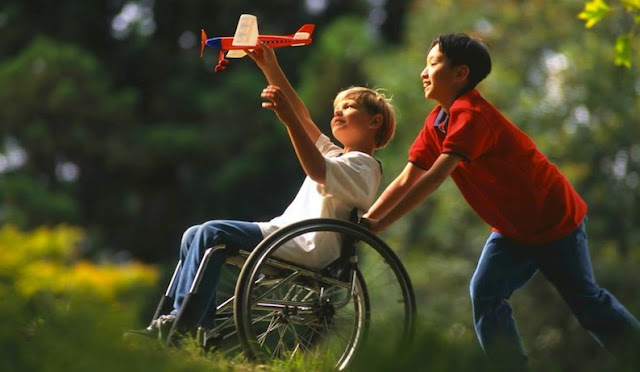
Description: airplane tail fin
293,24,314,40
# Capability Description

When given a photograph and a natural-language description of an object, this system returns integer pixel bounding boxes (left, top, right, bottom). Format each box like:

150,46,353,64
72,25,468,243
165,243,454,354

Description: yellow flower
2,224,158,302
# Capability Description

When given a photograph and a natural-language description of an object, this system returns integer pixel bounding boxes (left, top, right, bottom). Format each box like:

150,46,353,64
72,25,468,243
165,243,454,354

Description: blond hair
333,86,396,149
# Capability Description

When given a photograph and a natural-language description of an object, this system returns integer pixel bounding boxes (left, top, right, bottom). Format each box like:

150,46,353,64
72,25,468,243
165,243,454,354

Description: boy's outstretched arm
364,153,461,232
247,43,321,143
261,85,326,184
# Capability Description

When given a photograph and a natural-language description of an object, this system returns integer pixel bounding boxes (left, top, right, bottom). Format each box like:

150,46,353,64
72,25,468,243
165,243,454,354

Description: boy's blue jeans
171,220,263,325
470,217,639,360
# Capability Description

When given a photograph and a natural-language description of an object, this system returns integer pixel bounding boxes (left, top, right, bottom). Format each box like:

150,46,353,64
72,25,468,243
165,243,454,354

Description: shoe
156,314,176,342
125,314,176,340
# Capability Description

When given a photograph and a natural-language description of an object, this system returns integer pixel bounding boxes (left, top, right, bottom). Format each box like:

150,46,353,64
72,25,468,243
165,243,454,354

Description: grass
6,308,639,372
2,285,638,372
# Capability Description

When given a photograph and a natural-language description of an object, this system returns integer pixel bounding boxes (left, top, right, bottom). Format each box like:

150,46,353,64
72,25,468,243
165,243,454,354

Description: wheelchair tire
233,218,416,370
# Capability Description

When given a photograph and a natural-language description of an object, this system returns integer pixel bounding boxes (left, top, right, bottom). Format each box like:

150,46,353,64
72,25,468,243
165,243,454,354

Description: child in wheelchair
128,41,396,344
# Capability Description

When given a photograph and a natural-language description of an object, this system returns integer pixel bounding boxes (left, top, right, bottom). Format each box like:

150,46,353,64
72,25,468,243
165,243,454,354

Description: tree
579,0,640,67
361,0,639,367
0,0,383,261
0,37,138,228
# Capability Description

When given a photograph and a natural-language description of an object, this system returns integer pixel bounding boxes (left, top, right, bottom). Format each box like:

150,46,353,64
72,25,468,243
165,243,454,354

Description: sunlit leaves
615,33,632,67
579,0,639,67
621,0,640,12
578,0,611,28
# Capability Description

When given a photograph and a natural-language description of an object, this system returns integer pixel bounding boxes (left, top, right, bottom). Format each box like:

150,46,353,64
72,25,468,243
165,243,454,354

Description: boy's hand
246,42,279,71
261,85,297,126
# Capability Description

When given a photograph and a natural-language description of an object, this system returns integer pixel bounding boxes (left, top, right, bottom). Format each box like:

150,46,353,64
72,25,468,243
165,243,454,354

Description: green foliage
0,1,380,262
0,225,172,371
366,0,640,261
0,173,78,226
579,0,612,27
1,1,639,370
579,0,640,67
363,0,640,368
0,35,137,230
0,290,240,372
297,16,377,135
615,33,633,67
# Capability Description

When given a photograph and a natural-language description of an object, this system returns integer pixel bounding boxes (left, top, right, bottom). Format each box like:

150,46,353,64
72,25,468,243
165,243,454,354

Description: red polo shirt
408,89,587,244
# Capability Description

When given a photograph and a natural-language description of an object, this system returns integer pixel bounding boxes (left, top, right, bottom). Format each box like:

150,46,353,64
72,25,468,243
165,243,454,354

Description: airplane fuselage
206,35,311,51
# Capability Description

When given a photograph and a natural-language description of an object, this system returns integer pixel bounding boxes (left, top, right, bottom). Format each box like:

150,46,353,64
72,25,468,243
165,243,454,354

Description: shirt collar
434,107,449,134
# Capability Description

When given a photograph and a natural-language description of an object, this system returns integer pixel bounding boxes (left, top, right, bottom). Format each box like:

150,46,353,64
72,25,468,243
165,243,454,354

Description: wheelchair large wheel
234,218,416,370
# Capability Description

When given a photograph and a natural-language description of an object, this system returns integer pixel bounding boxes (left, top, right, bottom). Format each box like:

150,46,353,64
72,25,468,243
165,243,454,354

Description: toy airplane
200,14,314,72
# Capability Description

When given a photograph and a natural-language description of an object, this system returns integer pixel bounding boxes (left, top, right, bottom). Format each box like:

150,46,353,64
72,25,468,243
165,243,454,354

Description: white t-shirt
256,134,381,269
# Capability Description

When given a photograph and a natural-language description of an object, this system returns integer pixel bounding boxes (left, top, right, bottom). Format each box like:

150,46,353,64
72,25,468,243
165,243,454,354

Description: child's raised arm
259,84,326,184
247,43,321,144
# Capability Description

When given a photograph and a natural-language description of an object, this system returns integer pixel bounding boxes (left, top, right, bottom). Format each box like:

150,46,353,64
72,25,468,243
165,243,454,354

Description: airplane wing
227,14,258,58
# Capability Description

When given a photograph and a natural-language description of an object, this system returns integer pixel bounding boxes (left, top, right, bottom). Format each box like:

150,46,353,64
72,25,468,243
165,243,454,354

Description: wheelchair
150,215,416,370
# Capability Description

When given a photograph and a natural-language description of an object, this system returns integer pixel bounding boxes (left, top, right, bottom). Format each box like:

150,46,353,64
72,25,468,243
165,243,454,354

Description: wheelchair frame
150,217,416,370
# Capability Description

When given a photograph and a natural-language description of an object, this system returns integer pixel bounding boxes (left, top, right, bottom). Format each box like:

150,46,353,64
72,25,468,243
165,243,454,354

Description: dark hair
429,33,492,92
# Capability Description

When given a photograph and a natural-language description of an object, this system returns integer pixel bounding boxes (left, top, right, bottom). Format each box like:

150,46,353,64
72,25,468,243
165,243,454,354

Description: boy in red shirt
364,33,639,364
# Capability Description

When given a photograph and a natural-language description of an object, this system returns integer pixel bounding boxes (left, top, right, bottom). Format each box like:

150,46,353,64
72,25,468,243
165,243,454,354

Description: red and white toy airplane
200,14,315,72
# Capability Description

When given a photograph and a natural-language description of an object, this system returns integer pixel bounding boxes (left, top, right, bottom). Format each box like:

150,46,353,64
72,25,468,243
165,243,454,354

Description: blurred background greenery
0,0,638,371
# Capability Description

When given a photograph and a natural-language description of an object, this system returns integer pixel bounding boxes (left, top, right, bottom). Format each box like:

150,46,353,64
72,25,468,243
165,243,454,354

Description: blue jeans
172,220,263,325
470,218,639,360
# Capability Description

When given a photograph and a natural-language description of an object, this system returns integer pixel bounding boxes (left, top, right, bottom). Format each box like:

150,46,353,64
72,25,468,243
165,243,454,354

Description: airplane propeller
200,29,207,58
